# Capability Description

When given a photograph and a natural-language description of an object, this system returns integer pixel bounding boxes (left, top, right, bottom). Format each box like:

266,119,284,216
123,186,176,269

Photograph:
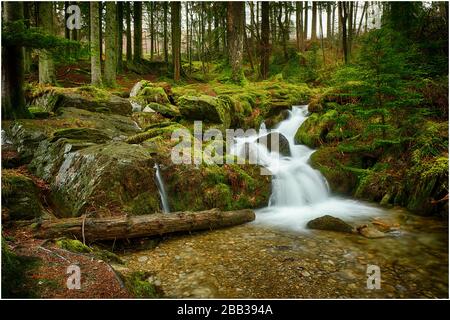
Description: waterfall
154,164,170,213
230,105,382,231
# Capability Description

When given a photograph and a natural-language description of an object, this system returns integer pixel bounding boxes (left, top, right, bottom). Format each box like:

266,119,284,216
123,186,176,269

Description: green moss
50,127,110,143
295,109,338,147
125,191,161,215
56,239,92,254
1,169,43,220
2,238,40,298
123,271,159,298
126,124,186,144
178,95,231,128
145,102,180,118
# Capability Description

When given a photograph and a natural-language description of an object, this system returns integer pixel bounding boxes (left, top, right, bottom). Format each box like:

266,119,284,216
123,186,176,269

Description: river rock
257,132,291,156
357,225,387,239
306,215,354,233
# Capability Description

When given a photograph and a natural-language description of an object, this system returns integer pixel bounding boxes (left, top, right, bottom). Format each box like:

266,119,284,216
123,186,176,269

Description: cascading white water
154,164,170,213
231,105,382,231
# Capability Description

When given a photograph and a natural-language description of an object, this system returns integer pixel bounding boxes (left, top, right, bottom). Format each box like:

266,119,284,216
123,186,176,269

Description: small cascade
154,163,170,213
230,105,382,231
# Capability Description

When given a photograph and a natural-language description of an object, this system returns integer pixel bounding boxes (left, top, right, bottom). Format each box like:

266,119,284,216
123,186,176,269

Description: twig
38,246,71,263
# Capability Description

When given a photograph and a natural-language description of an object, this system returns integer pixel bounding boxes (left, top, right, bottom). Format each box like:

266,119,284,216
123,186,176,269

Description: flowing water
119,105,448,298
154,164,170,213
230,105,383,231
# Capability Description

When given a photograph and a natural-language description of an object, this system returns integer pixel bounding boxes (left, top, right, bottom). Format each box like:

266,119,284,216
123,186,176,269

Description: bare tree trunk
117,2,123,72
2,1,27,119
38,2,56,85
260,1,270,80
339,2,349,64
133,2,142,62
326,2,332,39
125,2,132,62
311,1,317,42
35,209,256,242
163,2,168,65
90,2,102,86
304,1,309,41
104,2,117,87
171,1,181,81
227,1,245,83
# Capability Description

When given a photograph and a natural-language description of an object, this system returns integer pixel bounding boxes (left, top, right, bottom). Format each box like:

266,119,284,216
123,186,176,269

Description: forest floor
3,226,130,298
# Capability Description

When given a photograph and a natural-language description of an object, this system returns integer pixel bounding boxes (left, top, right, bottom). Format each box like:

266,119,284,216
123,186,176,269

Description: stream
119,106,448,298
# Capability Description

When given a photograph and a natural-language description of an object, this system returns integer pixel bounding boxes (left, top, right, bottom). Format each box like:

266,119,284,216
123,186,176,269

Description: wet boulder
257,132,291,156
145,102,180,118
306,215,354,233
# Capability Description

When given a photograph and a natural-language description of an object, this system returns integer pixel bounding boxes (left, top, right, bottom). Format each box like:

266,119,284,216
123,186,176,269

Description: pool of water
119,206,448,298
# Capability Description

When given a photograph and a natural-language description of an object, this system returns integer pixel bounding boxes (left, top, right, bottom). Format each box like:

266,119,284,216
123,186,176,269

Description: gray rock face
306,215,354,233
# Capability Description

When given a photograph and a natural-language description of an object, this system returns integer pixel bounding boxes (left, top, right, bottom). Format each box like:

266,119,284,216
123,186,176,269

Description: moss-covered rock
295,109,338,147
178,95,231,128
145,102,180,118
122,271,159,298
1,169,43,220
55,239,92,253
27,86,132,116
50,128,111,144
30,142,161,217
307,215,354,233
310,147,360,195
162,162,271,212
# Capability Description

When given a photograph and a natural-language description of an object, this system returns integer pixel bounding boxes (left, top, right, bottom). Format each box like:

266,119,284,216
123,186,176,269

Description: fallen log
34,209,255,241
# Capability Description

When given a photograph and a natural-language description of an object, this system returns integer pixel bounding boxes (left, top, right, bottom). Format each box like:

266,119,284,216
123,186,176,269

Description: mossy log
34,209,255,241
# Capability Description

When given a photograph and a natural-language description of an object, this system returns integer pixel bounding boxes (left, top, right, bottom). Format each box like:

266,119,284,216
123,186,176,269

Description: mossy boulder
27,86,132,116
161,163,271,212
56,239,92,253
295,109,337,147
257,132,291,156
178,95,231,128
1,169,43,220
310,147,360,195
50,128,111,144
145,102,180,118
30,142,161,217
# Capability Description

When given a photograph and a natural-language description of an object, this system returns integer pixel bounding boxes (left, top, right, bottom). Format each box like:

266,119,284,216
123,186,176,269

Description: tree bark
260,1,270,80
339,2,349,64
303,1,308,41
104,2,117,87
90,2,102,86
171,1,181,81
133,2,142,62
38,2,56,85
311,1,317,43
117,2,124,72
163,2,168,64
35,209,255,241
227,1,245,83
125,2,132,62
2,2,27,119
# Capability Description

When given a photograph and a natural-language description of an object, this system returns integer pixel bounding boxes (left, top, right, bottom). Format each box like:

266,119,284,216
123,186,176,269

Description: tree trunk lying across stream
34,209,256,241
